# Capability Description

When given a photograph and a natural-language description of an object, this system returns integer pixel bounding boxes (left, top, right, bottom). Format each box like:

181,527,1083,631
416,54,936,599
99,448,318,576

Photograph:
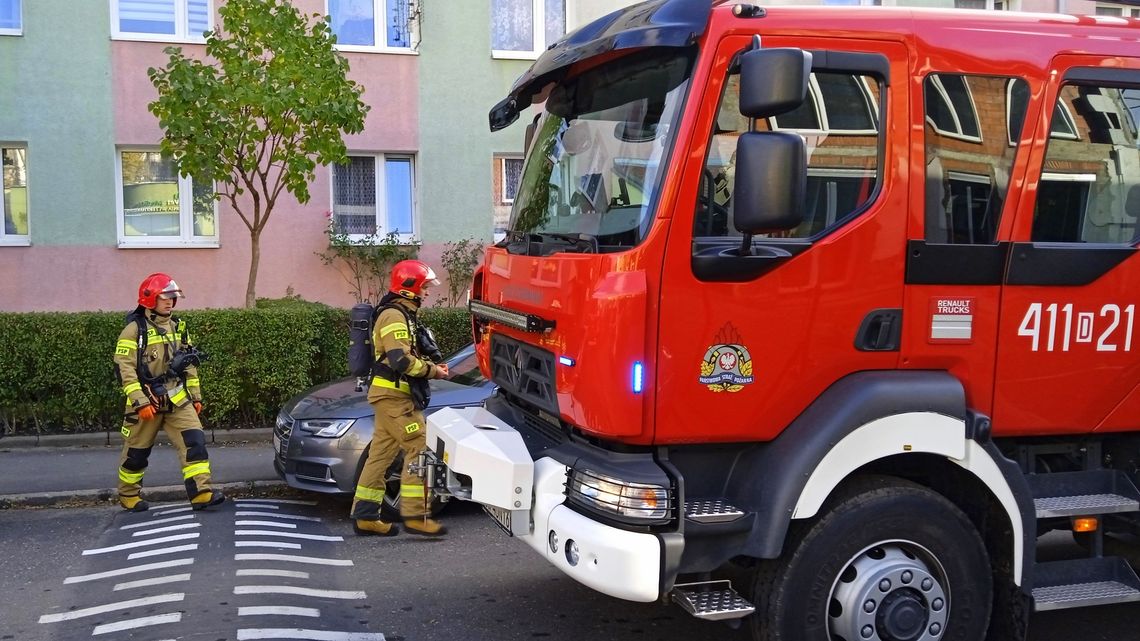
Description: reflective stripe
379,322,408,338
119,468,145,484
169,386,189,405
185,377,200,389
116,339,137,351
123,382,142,395
354,486,386,502
182,462,210,479
400,484,425,499
370,377,411,394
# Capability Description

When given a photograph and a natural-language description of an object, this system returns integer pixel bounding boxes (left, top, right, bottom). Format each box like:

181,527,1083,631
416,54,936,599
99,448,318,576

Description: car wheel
353,447,444,521
748,475,992,641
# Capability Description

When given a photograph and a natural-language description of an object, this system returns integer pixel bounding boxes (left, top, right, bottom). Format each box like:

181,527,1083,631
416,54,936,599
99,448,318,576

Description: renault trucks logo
699,323,754,393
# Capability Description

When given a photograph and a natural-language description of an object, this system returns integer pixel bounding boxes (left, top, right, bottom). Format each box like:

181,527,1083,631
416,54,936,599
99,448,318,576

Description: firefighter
113,273,224,512
351,260,451,537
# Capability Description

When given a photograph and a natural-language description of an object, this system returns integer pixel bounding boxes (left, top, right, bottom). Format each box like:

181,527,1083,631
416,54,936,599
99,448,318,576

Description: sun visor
488,0,711,131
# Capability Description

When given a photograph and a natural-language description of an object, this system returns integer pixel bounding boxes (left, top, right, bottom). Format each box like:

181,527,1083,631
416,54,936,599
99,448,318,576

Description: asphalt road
2,499,1139,641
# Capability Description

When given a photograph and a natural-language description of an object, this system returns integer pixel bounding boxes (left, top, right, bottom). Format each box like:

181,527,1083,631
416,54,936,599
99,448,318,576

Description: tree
148,0,369,308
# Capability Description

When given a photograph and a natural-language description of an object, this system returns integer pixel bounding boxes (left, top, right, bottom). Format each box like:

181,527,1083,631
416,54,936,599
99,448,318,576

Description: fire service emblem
699,324,754,393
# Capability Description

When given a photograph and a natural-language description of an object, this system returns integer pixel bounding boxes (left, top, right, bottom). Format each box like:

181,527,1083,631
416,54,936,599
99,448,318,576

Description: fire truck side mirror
738,47,812,119
732,132,807,234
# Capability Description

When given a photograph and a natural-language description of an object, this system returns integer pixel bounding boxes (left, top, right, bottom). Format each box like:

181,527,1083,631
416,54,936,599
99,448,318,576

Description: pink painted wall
0,4,423,313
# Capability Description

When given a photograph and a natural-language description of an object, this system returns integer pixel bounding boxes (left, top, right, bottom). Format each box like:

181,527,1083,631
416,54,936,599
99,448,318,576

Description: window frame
327,0,419,55
771,74,880,136
1095,3,1140,17
111,0,213,44
499,156,524,205
0,0,22,36
490,0,568,60
0,143,30,246
1006,80,1080,145
115,148,219,249
330,152,418,243
925,74,984,144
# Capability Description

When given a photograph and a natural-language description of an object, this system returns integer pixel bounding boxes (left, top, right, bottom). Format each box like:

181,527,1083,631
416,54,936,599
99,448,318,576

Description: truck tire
749,476,991,641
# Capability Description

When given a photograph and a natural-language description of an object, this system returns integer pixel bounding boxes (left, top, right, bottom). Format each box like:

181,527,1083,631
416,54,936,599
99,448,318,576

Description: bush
0,301,472,436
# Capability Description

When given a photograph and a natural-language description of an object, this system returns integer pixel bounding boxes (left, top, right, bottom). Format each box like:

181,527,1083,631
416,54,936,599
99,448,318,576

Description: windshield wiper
504,231,598,255
542,232,598,254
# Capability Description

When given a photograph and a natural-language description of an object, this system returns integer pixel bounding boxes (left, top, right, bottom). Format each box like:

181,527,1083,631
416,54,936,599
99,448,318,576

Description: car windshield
506,48,695,255
444,346,485,387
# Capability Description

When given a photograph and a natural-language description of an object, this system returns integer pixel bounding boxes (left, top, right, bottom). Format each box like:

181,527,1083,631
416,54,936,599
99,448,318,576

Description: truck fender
734,371,1032,584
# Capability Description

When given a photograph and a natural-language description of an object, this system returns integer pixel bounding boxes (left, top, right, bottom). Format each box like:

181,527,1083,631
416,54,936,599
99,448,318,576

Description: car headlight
297,419,355,438
566,468,672,522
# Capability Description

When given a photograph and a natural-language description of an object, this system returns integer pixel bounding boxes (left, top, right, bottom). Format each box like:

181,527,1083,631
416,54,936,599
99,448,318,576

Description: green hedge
0,300,472,436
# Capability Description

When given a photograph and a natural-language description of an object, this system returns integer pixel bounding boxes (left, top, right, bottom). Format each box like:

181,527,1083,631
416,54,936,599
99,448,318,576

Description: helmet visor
159,280,184,300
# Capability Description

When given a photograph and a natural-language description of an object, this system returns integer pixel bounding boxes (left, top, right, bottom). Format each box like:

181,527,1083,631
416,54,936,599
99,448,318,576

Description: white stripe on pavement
83,533,200,556
39,593,184,623
128,543,199,560
235,520,297,529
235,569,310,579
237,630,384,641
233,504,279,510
113,573,192,591
91,613,182,636
121,515,194,530
64,558,194,584
132,523,201,537
151,506,194,516
235,530,341,542
235,511,320,522
235,585,366,600
235,499,317,506
234,554,353,567
238,606,321,617
236,541,303,550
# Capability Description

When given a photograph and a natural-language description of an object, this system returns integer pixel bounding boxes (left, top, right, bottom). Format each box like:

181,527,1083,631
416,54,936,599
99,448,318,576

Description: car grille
490,334,558,414
274,411,293,459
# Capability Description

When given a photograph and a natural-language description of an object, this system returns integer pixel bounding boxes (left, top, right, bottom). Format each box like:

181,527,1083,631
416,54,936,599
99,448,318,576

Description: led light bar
469,300,556,333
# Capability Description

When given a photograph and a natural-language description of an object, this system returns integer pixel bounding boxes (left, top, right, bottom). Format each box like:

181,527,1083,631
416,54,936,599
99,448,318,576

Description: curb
0,479,294,510
0,427,274,449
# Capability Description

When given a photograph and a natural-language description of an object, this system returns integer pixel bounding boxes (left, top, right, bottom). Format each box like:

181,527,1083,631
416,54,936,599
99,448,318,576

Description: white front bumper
427,406,663,602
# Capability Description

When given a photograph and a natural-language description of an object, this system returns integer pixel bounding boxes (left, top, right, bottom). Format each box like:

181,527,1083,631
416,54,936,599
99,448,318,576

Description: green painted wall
418,1,530,244
0,0,114,245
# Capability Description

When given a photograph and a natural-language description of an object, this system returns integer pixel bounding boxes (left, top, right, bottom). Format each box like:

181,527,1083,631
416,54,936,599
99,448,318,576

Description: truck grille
274,411,293,459
490,334,558,415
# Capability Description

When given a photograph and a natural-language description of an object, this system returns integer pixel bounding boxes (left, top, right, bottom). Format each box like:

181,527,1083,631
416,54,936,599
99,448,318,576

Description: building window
117,150,217,247
954,0,1017,8
1,146,29,245
491,0,565,59
1095,3,1140,16
1007,79,1079,145
328,0,416,51
772,73,879,135
112,0,211,41
501,157,523,204
0,0,21,35
331,154,416,240
925,74,982,143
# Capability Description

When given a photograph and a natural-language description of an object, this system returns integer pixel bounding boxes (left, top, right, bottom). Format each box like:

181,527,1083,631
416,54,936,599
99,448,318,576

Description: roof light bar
469,300,556,334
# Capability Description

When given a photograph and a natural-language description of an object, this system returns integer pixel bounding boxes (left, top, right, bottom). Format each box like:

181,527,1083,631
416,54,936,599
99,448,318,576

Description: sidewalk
0,428,291,509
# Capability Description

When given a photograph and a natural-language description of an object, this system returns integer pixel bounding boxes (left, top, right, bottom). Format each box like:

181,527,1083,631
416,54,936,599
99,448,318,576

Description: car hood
282,377,488,420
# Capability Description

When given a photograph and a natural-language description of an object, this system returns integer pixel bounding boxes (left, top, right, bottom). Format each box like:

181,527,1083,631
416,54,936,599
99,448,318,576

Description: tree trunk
246,228,261,308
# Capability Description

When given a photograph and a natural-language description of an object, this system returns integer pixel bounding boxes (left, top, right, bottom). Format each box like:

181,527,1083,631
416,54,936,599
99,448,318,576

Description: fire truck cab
426,2,1140,640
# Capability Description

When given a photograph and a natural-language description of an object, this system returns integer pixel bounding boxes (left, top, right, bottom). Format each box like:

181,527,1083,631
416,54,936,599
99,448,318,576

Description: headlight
567,468,672,522
297,419,355,438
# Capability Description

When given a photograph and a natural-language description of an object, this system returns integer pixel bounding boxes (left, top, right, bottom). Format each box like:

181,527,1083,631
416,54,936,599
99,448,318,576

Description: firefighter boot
353,519,399,537
190,490,226,511
119,495,149,512
403,517,447,537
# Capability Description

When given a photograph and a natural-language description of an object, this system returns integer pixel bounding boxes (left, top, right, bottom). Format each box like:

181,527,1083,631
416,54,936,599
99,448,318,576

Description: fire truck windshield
505,48,695,255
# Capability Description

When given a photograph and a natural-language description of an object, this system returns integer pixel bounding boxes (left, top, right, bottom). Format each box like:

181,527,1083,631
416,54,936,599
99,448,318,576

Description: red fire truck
424,2,1140,639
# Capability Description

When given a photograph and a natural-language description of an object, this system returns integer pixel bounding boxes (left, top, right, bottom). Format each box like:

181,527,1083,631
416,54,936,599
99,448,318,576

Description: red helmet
389,260,440,299
138,273,184,309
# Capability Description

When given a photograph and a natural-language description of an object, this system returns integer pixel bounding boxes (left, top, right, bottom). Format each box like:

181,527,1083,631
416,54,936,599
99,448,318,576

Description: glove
137,404,157,421
193,402,203,415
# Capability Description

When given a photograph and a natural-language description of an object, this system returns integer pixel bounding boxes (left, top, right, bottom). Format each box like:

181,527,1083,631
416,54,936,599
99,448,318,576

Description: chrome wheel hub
829,543,948,641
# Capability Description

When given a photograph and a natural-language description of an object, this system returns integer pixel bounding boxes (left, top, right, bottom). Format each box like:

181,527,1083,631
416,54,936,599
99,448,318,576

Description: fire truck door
655,37,909,444
993,58,1140,435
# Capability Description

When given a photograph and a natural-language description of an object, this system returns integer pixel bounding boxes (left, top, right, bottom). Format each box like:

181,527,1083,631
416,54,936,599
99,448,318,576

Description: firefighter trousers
351,395,432,521
117,402,213,501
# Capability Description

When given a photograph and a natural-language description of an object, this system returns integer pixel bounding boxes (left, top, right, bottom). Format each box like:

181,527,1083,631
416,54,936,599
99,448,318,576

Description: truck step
1033,557,1140,611
671,580,755,621
1027,470,1140,518
685,499,745,524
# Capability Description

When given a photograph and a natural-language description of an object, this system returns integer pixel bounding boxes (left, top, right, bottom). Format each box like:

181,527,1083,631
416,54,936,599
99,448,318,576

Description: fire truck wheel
748,475,991,641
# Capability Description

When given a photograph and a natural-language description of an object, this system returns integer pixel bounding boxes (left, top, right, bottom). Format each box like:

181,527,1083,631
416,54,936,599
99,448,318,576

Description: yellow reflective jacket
114,312,201,411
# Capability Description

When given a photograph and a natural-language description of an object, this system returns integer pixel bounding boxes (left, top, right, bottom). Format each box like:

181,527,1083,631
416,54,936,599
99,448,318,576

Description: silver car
273,344,493,516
